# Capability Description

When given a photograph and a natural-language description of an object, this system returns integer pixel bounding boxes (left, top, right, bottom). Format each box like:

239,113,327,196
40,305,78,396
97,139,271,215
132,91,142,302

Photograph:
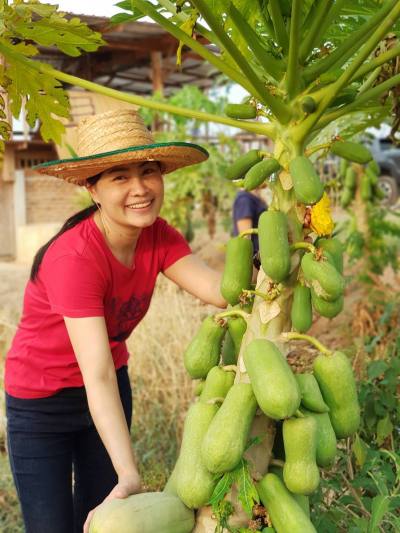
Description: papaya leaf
367,495,390,533
352,433,369,468
376,414,393,446
235,459,260,517
0,38,70,144
209,470,236,507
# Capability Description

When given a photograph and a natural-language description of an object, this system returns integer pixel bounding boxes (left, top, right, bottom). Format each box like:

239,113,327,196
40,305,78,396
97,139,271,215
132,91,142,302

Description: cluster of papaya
179,313,360,532
340,159,384,208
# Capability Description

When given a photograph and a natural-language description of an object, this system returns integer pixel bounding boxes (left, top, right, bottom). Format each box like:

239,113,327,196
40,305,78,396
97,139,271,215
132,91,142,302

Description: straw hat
34,109,209,185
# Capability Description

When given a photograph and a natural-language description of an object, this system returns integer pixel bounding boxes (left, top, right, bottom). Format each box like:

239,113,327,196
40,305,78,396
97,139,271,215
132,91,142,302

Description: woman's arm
64,316,141,529
164,254,227,308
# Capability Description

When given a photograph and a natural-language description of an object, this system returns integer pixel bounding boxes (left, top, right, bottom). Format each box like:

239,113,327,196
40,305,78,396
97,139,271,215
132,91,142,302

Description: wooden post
150,51,164,132
0,54,12,140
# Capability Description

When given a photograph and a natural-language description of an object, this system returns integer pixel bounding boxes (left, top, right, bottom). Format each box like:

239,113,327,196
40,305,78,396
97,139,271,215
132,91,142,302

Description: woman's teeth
126,200,152,209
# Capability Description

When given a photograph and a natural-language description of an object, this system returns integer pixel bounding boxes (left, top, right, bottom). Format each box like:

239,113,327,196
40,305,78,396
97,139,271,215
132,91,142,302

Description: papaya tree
3,0,400,531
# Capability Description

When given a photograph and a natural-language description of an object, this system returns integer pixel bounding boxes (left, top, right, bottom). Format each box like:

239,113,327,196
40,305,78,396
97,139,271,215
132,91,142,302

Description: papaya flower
310,192,334,236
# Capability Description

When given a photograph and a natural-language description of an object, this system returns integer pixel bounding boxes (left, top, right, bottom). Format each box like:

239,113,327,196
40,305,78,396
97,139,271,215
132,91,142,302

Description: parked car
368,137,400,205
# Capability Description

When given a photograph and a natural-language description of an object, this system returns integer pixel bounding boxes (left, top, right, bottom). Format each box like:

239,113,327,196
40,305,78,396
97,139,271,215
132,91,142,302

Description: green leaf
367,495,390,533
376,414,393,446
352,433,369,468
236,459,259,517
367,360,388,380
209,471,235,507
0,38,70,144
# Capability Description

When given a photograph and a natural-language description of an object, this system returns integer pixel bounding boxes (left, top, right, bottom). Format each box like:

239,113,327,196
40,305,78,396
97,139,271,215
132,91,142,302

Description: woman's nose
127,176,149,195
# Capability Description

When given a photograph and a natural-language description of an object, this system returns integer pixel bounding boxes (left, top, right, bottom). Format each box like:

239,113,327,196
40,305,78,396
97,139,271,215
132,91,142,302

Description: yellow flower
310,193,334,236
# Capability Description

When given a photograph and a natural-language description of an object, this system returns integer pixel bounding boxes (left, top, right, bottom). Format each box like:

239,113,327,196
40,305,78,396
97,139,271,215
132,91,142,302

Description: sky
48,0,120,16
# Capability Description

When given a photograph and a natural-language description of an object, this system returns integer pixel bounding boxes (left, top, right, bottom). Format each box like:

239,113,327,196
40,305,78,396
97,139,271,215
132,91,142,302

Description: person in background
232,185,268,264
4,109,227,533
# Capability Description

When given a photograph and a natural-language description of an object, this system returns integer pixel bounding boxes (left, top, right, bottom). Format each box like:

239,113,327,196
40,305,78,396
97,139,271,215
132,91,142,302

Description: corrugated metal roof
34,14,221,96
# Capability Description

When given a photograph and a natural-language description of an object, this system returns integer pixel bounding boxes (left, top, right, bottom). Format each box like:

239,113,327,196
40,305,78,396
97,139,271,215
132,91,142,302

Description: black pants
6,366,132,533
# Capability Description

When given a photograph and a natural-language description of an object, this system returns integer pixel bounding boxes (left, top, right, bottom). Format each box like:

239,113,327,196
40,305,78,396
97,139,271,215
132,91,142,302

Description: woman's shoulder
44,216,98,264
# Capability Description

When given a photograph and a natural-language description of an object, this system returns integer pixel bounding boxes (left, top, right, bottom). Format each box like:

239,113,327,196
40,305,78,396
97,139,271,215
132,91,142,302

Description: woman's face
88,161,164,229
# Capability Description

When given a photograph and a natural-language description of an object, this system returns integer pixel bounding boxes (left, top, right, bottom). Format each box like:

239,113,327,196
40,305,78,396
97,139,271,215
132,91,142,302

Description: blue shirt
232,190,267,253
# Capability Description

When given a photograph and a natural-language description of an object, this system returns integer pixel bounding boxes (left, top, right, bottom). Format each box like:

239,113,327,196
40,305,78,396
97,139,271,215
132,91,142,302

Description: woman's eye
113,175,127,181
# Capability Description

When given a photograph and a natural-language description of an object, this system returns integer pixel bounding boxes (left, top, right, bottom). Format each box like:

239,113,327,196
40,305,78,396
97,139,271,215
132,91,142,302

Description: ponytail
30,174,101,281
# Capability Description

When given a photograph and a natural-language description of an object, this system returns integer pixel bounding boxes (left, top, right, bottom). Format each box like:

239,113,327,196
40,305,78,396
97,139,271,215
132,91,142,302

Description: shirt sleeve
157,220,192,272
233,194,255,221
43,254,105,318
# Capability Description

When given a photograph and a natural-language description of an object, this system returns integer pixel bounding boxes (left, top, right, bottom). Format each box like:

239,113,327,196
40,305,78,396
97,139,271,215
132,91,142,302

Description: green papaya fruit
365,166,378,186
373,183,385,200
244,158,281,191
184,316,225,379
227,314,247,356
244,339,300,420
301,252,345,301
258,211,291,282
367,159,380,175
289,156,324,205
175,402,219,508
338,158,348,178
221,237,253,305
301,96,317,114
330,141,372,164
344,167,356,189
340,186,354,208
221,329,237,365
311,290,344,318
269,465,310,517
194,380,205,397
199,366,235,403
226,149,263,181
313,351,360,439
295,373,329,413
360,174,372,201
283,417,320,495
316,237,344,274
291,285,313,333
301,409,337,468
201,383,257,473
257,473,317,533
224,103,257,120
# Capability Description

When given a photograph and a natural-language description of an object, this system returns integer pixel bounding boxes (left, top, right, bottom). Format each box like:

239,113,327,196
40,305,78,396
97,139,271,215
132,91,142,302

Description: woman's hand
83,472,142,533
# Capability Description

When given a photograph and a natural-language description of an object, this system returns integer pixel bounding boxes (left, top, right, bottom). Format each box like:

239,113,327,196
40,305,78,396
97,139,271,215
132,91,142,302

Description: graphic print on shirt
108,294,152,342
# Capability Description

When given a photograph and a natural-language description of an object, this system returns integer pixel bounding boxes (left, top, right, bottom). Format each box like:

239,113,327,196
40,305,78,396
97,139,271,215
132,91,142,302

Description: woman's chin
123,207,159,227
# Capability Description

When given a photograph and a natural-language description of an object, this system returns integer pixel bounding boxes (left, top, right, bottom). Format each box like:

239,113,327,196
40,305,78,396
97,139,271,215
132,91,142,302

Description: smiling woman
4,109,227,533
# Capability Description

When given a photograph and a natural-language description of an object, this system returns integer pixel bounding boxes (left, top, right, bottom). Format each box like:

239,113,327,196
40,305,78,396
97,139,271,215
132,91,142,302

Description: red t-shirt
5,215,191,399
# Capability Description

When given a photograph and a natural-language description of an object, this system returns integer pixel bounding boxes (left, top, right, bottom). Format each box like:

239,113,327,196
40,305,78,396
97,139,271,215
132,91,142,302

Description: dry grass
126,275,221,489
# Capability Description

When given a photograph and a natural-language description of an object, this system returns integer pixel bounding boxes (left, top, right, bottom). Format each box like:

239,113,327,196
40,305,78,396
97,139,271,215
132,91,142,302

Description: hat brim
33,142,209,185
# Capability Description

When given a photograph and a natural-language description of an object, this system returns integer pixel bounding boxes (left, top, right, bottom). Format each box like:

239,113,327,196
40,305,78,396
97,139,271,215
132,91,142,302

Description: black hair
30,174,101,281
